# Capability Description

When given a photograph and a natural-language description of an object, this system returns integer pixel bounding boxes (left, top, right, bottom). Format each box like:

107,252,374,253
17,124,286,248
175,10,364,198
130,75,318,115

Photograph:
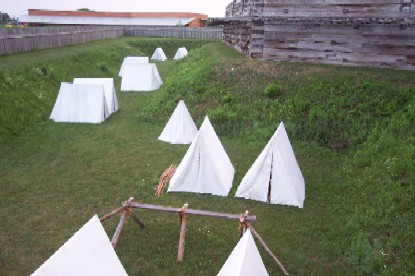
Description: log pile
155,164,177,197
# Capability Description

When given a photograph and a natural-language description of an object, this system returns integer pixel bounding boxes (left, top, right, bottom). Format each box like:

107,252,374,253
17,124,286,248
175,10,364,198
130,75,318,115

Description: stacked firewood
155,164,177,197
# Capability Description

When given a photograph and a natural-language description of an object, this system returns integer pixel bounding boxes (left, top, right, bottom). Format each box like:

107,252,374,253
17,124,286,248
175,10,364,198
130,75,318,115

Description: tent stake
177,203,188,262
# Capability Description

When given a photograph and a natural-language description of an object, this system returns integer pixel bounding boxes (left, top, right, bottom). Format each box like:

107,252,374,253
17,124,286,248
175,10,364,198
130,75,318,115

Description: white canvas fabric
173,47,188,60
118,56,149,76
151,48,168,61
217,229,268,276
31,215,128,276
158,100,198,144
168,116,235,196
120,63,163,91
50,83,109,123
235,122,305,208
73,78,118,115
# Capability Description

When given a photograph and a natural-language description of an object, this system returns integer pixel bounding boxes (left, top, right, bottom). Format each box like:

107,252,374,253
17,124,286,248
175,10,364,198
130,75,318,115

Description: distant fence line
0,26,223,55
124,27,223,39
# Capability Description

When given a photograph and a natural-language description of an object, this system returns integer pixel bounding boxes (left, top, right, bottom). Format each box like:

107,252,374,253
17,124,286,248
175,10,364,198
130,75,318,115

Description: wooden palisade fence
124,26,223,39
0,26,124,55
0,26,223,55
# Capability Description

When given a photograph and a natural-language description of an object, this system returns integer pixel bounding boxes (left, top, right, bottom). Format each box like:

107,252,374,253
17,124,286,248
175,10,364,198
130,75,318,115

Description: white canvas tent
235,122,305,208
158,100,198,144
118,56,149,76
217,229,269,276
151,47,168,61
73,78,118,115
31,215,127,276
120,64,163,91
50,83,109,123
168,116,235,196
173,47,188,60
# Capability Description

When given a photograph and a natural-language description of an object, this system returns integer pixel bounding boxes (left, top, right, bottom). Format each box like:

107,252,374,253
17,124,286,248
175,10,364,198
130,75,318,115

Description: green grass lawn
0,37,414,275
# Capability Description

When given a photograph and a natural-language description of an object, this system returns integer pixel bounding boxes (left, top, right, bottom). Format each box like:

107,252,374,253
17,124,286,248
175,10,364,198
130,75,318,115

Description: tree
0,12,10,25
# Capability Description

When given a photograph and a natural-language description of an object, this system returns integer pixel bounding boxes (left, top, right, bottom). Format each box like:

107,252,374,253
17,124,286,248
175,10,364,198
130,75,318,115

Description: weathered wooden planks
0,26,222,55
0,26,124,55
221,1,415,70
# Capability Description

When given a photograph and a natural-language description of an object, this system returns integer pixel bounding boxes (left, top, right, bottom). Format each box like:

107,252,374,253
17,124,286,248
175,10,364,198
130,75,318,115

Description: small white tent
168,116,235,196
73,78,118,115
217,229,269,276
158,100,198,144
173,47,188,60
120,63,163,91
118,56,149,76
50,83,109,123
31,215,127,276
235,122,305,208
151,47,168,61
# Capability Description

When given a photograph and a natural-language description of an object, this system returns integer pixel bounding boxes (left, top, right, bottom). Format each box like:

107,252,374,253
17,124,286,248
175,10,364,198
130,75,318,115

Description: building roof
19,15,196,26
19,9,207,26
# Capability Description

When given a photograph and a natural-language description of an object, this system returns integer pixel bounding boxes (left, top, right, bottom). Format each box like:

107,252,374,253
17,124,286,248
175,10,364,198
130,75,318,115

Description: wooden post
239,210,250,237
111,210,128,248
248,225,289,276
177,203,188,262
125,197,145,228
100,205,125,222
128,209,145,229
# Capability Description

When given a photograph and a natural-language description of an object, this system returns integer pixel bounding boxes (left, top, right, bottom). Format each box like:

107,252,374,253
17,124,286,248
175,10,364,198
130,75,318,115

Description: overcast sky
0,0,231,19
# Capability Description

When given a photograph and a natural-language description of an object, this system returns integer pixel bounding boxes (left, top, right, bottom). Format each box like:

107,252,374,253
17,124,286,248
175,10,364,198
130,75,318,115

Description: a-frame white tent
235,122,305,208
73,78,118,115
151,47,168,61
50,83,109,123
120,64,163,91
158,100,198,144
118,56,149,77
173,47,188,60
31,215,127,276
217,229,269,276
168,116,235,196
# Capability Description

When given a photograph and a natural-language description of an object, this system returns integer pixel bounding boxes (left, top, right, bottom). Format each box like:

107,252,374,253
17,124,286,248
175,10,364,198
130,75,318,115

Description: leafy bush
264,82,282,99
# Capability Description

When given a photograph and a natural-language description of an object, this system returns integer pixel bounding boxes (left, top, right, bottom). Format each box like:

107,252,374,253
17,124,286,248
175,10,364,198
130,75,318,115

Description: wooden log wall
227,0,415,18
262,17,415,70
124,27,223,39
222,0,415,70
0,26,124,55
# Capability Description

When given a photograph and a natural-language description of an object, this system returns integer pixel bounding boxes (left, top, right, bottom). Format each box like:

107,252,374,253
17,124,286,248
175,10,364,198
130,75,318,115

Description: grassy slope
0,38,414,275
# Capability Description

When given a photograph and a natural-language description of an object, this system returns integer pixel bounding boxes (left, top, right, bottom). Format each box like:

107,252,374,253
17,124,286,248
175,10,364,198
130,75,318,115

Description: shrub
264,82,282,99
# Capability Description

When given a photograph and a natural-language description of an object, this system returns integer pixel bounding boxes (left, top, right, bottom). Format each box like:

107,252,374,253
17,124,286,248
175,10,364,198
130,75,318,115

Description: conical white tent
235,122,305,208
118,56,149,77
158,100,198,144
73,78,118,115
217,229,268,276
168,116,235,196
151,47,168,61
31,215,127,276
50,83,109,123
173,47,188,60
120,64,163,91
